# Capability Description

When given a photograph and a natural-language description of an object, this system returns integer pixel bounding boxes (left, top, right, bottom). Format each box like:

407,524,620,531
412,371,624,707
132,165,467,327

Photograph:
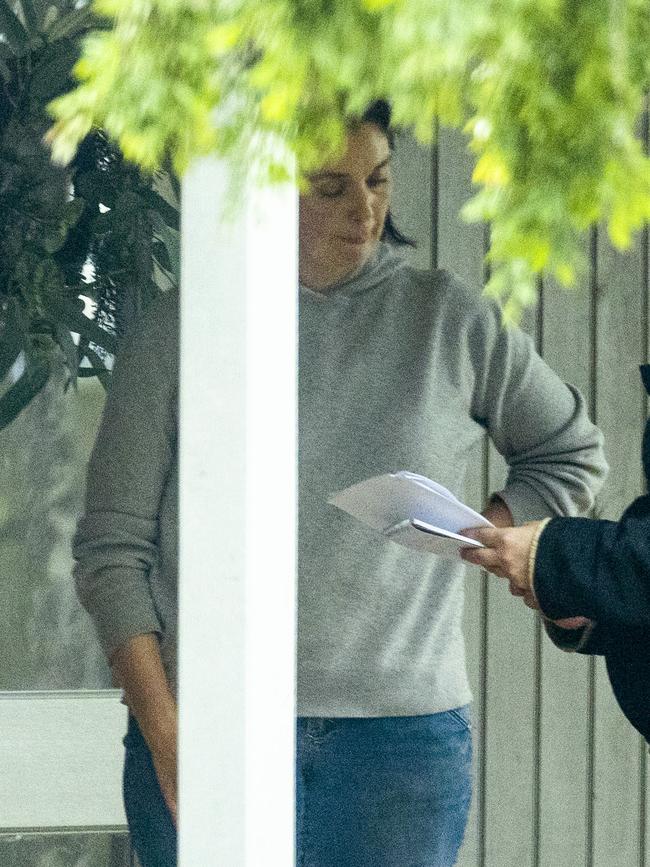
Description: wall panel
537,272,593,867
436,124,489,867
393,125,649,866
592,232,647,867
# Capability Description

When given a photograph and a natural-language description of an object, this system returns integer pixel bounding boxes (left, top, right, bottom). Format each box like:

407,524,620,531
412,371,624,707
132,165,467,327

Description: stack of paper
328,471,493,559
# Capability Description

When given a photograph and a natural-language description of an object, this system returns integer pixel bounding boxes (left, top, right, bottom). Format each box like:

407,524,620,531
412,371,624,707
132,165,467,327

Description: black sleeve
533,494,650,632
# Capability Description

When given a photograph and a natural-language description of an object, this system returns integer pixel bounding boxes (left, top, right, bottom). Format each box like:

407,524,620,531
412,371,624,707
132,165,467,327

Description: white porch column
178,158,298,865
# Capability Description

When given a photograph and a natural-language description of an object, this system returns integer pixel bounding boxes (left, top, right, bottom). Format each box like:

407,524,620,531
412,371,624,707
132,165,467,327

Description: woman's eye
368,176,389,189
314,181,346,198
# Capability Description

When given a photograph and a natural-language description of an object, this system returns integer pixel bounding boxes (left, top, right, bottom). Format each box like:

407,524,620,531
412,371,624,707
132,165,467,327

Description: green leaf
79,342,111,389
74,168,117,207
29,37,79,104
52,301,118,355
0,53,10,81
151,239,171,274
54,322,79,383
27,0,650,318
0,355,50,431
0,2,29,53
150,212,180,283
20,0,40,36
143,188,180,230
0,299,28,383
44,5,99,42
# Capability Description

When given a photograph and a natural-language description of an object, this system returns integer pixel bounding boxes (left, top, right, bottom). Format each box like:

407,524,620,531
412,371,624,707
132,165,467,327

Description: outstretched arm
460,497,650,635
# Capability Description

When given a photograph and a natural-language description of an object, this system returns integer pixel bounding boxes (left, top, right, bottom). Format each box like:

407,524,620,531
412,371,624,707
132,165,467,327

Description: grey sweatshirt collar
299,242,406,300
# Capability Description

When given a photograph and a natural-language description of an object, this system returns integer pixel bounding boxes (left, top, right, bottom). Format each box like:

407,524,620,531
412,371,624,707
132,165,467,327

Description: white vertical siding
391,122,650,867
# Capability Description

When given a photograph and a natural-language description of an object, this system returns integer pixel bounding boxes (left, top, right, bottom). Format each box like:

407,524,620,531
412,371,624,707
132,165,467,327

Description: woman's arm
113,634,178,822
482,494,514,528
467,299,608,524
73,292,179,817
74,291,178,659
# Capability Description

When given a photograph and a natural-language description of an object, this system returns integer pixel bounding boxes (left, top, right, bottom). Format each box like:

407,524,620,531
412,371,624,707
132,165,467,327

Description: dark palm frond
0,0,180,431
18,0,40,36
0,3,29,53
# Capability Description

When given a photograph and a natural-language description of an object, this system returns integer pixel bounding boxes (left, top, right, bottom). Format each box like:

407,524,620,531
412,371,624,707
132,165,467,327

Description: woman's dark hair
360,100,417,249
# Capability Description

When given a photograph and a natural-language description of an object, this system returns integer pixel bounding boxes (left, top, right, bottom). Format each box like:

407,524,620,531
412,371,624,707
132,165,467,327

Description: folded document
328,471,493,559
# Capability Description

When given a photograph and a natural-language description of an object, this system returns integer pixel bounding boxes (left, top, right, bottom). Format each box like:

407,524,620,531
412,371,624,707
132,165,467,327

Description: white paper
394,472,464,504
384,518,484,558
328,471,493,559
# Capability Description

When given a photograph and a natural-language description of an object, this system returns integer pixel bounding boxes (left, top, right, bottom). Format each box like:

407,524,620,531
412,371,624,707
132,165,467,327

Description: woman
460,364,650,742
73,101,608,867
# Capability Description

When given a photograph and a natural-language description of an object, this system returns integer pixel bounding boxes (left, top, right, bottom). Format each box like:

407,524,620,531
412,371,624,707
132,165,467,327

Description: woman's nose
349,186,374,222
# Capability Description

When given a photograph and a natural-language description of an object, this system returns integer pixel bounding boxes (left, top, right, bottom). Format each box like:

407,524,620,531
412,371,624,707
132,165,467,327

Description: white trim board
178,156,298,865
0,690,128,829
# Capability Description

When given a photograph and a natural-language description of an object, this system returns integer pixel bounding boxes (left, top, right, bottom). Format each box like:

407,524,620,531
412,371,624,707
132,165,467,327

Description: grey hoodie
74,243,608,715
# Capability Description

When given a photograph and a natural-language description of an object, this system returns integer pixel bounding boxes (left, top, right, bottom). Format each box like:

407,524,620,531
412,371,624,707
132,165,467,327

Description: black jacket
534,365,650,741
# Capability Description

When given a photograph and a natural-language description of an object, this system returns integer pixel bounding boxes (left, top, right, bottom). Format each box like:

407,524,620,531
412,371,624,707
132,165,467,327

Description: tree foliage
44,0,650,319
0,0,179,429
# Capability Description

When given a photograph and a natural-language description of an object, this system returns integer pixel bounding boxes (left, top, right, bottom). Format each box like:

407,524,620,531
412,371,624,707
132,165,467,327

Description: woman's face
299,122,392,290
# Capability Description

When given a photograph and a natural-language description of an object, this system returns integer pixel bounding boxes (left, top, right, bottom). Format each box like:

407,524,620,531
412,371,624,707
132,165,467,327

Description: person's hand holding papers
460,521,591,629
460,521,542,608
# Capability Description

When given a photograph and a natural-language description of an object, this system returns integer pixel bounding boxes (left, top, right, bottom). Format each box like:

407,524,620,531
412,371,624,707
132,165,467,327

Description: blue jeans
296,707,473,867
123,706,472,867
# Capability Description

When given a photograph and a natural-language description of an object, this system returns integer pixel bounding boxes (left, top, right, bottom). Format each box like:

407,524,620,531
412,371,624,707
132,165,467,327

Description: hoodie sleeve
467,298,608,523
72,291,178,662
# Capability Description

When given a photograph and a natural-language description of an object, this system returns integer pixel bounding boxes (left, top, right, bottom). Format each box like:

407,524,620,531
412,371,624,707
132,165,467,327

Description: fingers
550,616,590,630
460,546,491,566
461,526,506,546
522,590,539,610
460,546,508,578
161,787,177,825
160,777,178,827
151,748,178,827
462,555,540,615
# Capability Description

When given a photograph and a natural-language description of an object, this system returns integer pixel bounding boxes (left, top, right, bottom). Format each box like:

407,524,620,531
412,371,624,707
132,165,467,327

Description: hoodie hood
299,242,407,301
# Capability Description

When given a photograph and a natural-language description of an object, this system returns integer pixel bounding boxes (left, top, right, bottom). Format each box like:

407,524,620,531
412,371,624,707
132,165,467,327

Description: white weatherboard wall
392,127,650,867
0,691,127,831
178,158,298,866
